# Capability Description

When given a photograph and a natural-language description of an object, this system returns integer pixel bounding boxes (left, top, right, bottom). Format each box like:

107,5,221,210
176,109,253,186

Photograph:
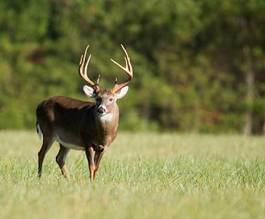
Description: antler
79,45,100,92
110,44,133,93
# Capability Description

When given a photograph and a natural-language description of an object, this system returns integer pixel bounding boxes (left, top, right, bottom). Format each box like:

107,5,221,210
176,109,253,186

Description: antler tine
79,45,98,89
79,54,84,65
96,74,100,85
110,59,127,72
124,57,128,71
121,44,133,74
110,44,133,93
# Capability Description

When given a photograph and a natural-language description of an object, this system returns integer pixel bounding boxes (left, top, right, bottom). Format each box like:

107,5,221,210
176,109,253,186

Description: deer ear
83,85,95,97
116,86,129,99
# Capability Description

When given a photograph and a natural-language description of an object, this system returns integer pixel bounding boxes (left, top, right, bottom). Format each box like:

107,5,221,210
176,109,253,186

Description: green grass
0,131,265,219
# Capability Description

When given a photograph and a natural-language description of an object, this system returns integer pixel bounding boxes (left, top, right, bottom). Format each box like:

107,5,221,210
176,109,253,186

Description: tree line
0,0,264,134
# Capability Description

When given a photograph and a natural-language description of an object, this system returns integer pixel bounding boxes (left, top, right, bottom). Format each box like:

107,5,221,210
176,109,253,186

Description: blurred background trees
0,0,264,134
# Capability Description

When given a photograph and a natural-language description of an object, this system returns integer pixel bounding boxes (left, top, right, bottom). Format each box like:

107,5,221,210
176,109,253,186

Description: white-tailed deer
36,44,133,180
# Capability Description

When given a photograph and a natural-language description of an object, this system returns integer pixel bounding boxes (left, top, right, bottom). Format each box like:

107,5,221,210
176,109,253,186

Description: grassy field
0,131,265,219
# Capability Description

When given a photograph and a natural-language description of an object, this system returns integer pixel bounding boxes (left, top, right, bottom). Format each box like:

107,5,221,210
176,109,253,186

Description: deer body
36,45,133,181
37,95,119,149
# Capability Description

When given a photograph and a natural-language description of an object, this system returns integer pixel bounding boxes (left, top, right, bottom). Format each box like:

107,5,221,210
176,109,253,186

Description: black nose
97,107,105,114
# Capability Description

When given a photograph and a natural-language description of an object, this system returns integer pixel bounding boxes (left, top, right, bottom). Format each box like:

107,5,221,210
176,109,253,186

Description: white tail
36,122,43,140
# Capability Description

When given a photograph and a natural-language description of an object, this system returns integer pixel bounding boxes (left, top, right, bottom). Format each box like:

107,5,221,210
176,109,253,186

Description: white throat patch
99,113,113,123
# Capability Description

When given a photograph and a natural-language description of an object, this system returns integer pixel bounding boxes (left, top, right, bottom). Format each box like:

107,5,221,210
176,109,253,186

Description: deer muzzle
97,105,107,114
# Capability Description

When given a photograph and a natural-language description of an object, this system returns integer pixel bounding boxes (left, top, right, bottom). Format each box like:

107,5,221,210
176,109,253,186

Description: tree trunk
243,70,254,135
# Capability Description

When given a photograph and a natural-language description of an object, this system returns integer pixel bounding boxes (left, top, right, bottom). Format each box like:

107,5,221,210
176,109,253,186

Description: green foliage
0,0,264,133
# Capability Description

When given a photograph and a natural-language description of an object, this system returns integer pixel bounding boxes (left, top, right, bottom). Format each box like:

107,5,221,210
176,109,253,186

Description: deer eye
109,98,113,102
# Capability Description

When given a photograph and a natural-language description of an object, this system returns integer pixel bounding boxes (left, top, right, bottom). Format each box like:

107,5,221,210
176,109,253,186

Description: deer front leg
85,146,95,181
93,148,105,179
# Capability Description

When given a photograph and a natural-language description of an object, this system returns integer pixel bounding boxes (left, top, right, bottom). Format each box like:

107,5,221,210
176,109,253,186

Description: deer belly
55,135,85,151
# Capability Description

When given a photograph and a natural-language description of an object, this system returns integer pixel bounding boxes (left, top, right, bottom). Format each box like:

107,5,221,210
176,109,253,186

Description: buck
36,44,133,180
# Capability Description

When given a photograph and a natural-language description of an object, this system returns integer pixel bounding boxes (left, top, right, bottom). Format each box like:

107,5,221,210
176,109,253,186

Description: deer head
79,45,133,117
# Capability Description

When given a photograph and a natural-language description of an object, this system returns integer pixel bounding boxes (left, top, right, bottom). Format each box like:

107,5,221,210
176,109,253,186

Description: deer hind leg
38,136,54,177
56,144,70,179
